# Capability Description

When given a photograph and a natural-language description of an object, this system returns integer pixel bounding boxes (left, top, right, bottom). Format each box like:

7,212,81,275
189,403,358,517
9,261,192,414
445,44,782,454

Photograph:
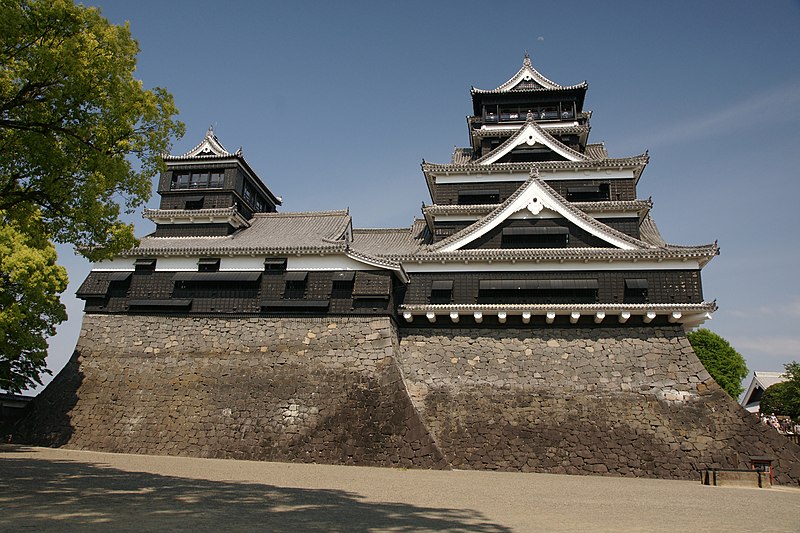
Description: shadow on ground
0,449,508,532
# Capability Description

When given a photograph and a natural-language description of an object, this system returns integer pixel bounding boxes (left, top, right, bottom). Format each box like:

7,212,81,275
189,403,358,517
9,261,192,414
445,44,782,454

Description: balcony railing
483,108,575,124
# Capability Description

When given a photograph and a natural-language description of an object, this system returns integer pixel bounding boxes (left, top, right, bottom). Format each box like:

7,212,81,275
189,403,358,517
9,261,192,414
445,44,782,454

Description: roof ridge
252,209,350,218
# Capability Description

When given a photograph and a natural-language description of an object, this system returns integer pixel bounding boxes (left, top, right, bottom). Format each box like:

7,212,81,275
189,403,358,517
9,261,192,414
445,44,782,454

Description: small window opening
624,279,649,304
501,227,569,248
567,184,610,202
430,280,453,304
184,196,205,210
331,271,355,298
283,271,308,299
458,189,500,205
134,258,157,272
198,258,220,272
264,258,288,271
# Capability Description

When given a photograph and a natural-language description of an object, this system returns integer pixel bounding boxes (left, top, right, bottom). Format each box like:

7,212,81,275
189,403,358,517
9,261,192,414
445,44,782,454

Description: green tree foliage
760,362,800,419
0,0,183,390
759,382,790,417
0,0,184,260
686,328,748,398
0,209,67,392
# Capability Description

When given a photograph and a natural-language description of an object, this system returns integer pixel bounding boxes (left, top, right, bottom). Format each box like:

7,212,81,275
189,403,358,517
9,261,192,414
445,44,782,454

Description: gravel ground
1,445,798,532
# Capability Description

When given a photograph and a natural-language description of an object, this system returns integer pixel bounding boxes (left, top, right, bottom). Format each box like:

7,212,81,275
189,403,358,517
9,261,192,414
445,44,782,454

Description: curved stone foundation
398,328,800,483
14,315,800,484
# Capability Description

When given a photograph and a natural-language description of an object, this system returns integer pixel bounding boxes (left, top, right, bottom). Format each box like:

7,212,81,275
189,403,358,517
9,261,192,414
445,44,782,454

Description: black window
567,184,610,202
198,258,220,272
264,258,288,271
501,227,569,248
283,271,307,299
478,279,598,304
184,196,205,210
458,189,500,205
624,279,649,304
134,258,157,272
430,280,453,304
331,271,355,299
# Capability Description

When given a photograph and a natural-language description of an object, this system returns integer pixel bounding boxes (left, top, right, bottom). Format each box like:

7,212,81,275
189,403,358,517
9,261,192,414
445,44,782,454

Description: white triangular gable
436,176,645,253
178,127,235,158
478,121,590,165
496,55,563,91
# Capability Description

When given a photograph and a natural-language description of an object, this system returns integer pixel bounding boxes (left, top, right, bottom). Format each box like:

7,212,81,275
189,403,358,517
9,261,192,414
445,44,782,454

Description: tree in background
0,208,67,392
0,0,184,390
686,328,748,399
760,362,800,419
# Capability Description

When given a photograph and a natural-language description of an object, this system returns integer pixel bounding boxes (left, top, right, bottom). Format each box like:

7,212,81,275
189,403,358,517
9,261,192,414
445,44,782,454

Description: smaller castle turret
144,127,281,237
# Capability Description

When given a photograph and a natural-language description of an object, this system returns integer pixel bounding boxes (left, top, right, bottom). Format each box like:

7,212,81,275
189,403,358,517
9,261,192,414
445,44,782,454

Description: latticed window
171,170,224,190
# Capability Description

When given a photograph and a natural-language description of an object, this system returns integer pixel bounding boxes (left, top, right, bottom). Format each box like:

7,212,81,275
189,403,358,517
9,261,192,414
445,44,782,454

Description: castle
21,56,800,483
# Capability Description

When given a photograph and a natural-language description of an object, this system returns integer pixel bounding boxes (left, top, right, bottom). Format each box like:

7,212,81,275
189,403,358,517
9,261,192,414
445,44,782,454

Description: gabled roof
164,126,241,161
471,54,588,94
431,171,650,253
472,115,590,165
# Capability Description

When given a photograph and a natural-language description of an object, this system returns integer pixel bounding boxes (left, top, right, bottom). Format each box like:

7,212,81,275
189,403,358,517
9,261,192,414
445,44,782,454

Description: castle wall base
15,315,800,484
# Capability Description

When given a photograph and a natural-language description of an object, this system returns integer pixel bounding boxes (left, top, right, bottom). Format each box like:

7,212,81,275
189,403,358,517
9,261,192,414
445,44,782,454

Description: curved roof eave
471,54,586,93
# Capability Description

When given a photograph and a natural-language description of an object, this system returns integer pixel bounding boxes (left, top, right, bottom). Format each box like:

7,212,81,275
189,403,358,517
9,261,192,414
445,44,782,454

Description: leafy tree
761,362,800,419
0,208,67,392
759,381,790,417
687,328,748,398
0,0,184,259
0,0,183,390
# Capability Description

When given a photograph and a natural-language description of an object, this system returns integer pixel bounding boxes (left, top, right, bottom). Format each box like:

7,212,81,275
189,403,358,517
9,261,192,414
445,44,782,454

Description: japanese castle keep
21,55,800,483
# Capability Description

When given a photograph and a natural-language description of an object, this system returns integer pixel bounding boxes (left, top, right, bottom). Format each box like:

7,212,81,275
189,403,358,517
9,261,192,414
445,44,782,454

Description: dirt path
1,445,798,532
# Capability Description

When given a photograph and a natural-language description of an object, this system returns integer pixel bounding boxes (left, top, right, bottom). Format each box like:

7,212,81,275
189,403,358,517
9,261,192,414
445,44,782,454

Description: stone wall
15,316,800,484
18,315,445,468
397,327,800,484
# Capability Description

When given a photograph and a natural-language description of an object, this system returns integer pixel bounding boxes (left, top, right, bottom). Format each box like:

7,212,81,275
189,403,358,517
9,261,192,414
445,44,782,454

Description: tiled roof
451,147,473,165
386,245,720,265
351,225,427,257
471,55,587,94
423,154,650,172
639,215,666,247
122,210,351,256
585,143,608,159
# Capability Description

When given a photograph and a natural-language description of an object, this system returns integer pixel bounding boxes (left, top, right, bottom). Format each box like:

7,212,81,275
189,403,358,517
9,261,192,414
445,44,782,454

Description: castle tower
398,54,718,329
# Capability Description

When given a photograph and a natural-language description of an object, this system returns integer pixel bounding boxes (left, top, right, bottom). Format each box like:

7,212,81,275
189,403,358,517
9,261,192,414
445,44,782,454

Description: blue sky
39,0,800,392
